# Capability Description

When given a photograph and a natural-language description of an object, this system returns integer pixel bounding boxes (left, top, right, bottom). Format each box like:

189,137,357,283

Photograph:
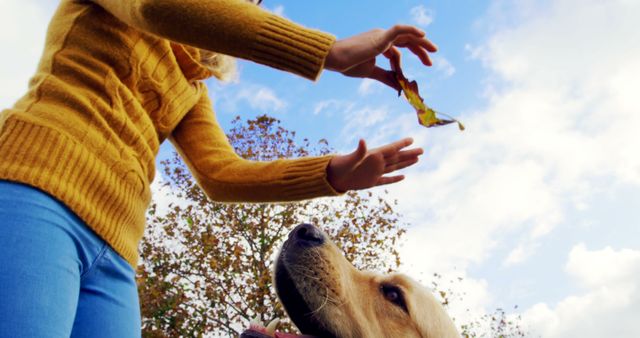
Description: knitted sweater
0,0,339,268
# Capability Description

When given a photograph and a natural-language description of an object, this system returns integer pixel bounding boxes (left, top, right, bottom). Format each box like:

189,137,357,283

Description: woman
0,0,437,336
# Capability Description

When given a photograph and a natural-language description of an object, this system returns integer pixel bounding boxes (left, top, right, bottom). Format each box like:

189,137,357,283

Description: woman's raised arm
88,0,336,80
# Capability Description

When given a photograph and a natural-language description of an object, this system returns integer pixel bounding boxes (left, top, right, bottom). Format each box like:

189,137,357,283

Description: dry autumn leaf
389,52,464,131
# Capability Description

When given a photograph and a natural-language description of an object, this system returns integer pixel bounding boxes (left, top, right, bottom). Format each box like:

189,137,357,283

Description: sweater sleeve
168,87,342,203
88,0,336,80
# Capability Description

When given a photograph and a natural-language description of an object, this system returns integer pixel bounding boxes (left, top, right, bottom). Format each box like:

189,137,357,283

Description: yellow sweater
0,0,339,267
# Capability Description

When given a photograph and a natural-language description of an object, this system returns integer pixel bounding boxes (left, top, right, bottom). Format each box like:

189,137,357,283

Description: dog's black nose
291,223,324,246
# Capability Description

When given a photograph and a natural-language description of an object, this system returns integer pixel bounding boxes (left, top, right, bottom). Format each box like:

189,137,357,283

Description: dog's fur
274,224,459,338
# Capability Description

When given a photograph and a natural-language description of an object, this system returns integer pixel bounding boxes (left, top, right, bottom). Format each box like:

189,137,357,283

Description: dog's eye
380,284,408,313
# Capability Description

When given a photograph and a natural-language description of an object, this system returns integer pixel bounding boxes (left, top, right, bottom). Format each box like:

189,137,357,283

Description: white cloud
503,242,539,267
357,78,382,96
566,244,640,289
410,5,434,27
313,98,403,148
340,105,390,145
235,85,287,112
343,0,640,334
312,99,354,116
270,5,286,17
433,56,456,78
387,0,640,270
263,4,286,18
524,244,640,338
0,0,50,108
313,100,336,115
395,156,563,271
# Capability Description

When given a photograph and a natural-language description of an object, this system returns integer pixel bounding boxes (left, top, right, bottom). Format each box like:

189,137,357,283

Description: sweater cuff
250,14,336,81
280,155,343,200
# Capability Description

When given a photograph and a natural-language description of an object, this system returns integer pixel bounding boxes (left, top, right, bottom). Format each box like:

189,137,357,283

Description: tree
429,273,528,338
136,114,528,338
137,115,406,337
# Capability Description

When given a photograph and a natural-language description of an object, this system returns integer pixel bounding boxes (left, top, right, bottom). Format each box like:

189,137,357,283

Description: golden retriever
242,223,459,338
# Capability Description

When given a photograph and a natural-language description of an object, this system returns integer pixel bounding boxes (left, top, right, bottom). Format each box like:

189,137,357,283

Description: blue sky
201,0,489,147
2,1,640,337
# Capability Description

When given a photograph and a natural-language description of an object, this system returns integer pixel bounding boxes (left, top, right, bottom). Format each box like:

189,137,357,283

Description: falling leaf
389,52,464,131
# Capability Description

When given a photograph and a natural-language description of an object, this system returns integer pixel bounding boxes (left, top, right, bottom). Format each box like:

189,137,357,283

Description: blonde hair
199,49,237,81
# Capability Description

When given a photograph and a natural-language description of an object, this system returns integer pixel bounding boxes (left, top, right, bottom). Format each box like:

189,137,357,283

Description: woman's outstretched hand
327,138,423,192
324,25,438,90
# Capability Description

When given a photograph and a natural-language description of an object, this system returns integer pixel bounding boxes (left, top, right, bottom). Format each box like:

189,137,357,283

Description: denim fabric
0,180,141,338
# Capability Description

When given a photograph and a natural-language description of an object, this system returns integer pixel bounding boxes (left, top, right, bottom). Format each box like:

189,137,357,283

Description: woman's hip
0,179,140,337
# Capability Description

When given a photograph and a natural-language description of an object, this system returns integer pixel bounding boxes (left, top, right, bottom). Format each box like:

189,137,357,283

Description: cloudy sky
2,0,639,336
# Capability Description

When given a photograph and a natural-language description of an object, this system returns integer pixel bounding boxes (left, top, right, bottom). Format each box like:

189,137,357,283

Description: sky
1,0,639,337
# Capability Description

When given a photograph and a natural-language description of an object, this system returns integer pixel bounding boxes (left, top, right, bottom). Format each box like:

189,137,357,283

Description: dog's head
271,223,459,338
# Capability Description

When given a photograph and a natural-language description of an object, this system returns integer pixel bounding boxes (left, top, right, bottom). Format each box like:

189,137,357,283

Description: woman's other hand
324,25,438,90
327,138,423,192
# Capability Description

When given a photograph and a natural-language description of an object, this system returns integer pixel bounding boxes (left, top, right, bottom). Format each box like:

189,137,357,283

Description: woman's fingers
408,35,438,53
392,35,437,65
393,33,437,51
408,44,432,66
383,147,423,173
351,139,367,164
327,24,436,75
369,66,401,91
418,35,438,52
384,157,420,174
383,45,401,60
376,175,405,187
389,148,424,162
385,25,425,41
375,137,414,157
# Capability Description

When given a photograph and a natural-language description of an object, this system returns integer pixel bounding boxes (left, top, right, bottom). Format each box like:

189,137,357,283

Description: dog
241,223,459,338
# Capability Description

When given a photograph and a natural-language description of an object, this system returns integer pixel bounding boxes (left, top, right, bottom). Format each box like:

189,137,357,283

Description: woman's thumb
353,139,367,162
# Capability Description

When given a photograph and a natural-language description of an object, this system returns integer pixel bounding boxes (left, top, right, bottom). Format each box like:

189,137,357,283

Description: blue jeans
0,180,141,337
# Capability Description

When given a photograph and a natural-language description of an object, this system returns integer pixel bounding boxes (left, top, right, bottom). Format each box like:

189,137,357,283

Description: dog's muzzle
287,223,325,247
273,224,337,338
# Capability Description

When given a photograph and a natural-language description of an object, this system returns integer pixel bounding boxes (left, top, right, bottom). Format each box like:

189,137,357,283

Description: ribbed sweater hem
0,117,150,268
279,155,341,200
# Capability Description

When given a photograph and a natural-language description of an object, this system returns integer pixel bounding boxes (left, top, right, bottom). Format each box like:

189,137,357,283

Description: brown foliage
429,273,528,338
137,115,406,337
